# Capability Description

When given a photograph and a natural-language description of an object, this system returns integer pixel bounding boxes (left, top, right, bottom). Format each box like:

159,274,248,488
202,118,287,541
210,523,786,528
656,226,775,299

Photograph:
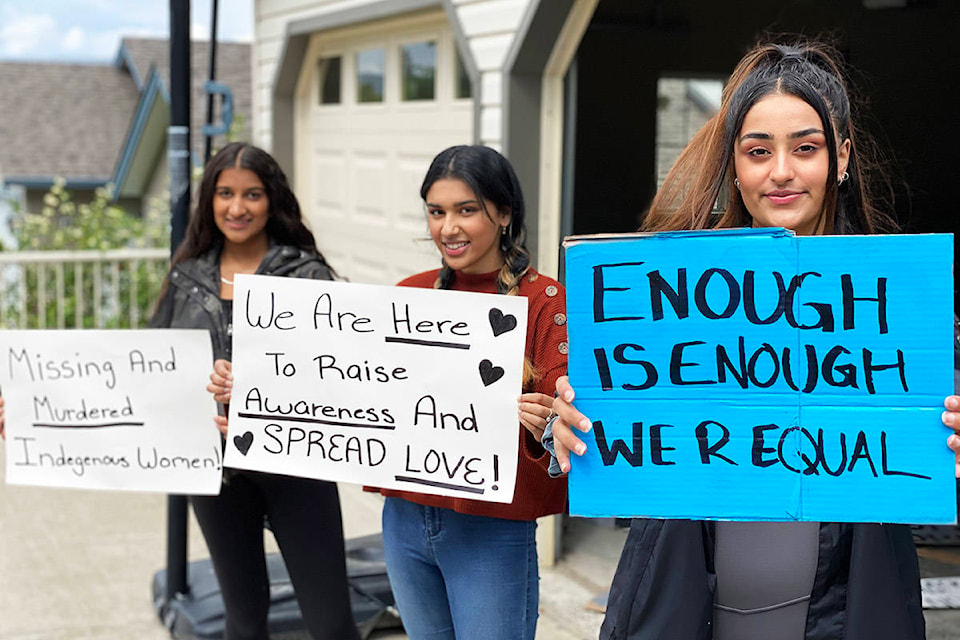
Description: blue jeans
382,497,539,640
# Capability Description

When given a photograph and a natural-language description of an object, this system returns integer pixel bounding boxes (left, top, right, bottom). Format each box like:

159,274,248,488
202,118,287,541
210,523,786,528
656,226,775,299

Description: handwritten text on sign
2,330,222,494
564,229,955,523
223,275,528,503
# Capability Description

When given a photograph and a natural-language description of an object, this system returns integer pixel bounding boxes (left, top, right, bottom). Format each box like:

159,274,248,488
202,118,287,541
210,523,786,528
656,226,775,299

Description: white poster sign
224,275,528,503
2,330,222,494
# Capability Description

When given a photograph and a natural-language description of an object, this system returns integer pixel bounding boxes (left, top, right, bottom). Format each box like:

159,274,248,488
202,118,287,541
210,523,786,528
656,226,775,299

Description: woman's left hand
518,392,554,443
943,395,960,478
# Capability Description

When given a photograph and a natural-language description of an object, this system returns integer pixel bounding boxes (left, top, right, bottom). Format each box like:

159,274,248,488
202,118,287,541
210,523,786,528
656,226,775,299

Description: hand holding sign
549,375,590,473
208,359,233,405
944,395,960,477
517,392,554,443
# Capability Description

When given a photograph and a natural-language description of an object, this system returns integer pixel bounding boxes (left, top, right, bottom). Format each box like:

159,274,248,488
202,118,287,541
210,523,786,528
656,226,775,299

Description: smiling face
425,177,510,274
213,167,270,249
733,93,850,236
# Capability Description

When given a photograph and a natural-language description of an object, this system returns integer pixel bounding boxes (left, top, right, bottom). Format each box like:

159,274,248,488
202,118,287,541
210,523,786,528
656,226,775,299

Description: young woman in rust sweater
378,144,568,640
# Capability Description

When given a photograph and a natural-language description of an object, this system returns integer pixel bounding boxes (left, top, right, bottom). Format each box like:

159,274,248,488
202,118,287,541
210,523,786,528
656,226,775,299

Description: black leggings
191,471,359,640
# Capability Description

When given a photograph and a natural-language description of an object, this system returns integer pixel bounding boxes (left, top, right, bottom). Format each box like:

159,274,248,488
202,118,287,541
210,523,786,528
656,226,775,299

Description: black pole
166,0,191,604
203,0,219,163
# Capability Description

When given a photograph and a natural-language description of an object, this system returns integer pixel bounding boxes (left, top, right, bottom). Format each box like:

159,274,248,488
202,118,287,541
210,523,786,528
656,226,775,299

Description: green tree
6,179,170,328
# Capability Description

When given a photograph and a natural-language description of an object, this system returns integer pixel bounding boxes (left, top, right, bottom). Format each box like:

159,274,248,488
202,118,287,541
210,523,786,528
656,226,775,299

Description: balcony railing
0,248,170,329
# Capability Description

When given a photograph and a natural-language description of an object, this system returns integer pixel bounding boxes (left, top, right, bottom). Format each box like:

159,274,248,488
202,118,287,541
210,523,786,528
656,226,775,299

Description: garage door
294,9,474,285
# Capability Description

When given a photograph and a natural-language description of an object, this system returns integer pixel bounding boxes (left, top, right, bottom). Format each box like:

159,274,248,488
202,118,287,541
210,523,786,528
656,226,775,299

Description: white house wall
254,0,537,150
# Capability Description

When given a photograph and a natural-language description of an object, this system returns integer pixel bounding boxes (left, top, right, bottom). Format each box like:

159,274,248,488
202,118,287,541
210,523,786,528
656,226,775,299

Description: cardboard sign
223,275,528,503
564,229,956,523
2,330,222,494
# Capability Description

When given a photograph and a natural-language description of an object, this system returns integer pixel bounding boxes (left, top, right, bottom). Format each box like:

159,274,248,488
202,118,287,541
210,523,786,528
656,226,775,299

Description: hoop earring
838,171,849,185
734,178,741,190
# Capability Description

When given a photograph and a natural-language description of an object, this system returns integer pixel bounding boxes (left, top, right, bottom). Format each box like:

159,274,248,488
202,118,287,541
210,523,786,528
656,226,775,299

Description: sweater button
528,272,539,283
554,313,566,326
558,341,568,355
545,285,558,297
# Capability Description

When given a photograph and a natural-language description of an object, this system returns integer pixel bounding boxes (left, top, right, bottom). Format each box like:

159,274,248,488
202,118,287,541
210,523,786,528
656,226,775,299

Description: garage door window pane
318,56,342,105
357,48,385,103
401,41,436,101
455,47,472,99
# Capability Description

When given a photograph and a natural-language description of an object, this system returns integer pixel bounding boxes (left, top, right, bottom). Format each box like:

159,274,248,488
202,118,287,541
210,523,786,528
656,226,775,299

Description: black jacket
600,518,924,640
149,244,334,360
601,318,960,640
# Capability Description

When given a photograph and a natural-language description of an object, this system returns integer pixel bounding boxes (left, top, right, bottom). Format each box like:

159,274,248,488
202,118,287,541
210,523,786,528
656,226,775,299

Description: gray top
713,521,820,640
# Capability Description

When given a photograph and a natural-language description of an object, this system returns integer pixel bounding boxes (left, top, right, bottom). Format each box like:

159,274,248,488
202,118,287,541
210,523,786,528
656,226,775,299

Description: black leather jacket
149,244,334,360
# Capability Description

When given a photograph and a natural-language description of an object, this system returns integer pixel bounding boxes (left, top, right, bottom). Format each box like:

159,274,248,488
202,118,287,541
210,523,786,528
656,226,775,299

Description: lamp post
165,0,191,605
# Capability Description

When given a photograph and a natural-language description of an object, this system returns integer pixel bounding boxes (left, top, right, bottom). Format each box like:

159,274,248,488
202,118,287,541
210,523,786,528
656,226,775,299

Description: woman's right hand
551,376,592,473
0,396,5,439
207,360,232,435
207,359,232,404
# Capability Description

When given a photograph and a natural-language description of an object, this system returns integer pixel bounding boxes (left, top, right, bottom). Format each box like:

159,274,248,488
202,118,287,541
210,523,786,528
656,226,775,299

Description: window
318,56,342,105
655,77,723,189
356,48,385,103
401,41,436,101
454,46,472,99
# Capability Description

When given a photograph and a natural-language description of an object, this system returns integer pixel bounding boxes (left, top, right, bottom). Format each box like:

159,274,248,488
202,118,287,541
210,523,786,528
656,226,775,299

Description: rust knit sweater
377,267,569,521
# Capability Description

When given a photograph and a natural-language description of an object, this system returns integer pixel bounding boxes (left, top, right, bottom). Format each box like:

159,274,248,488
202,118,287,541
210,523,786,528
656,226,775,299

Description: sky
0,0,253,63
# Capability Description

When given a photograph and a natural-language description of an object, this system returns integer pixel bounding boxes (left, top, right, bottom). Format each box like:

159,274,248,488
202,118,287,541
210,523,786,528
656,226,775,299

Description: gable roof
0,61,140,187
0,37,252,197
115,38,253,180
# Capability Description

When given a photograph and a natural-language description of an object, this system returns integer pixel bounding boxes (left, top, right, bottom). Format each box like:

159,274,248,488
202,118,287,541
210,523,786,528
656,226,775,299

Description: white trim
536,0,597,278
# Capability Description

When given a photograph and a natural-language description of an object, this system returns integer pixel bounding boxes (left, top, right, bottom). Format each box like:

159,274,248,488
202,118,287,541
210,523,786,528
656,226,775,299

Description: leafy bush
4,180,170,328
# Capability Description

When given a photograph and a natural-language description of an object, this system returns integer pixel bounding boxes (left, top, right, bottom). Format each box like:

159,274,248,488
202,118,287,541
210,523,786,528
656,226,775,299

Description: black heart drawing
488,308,517,337
234,431,254,455
479,359,505,387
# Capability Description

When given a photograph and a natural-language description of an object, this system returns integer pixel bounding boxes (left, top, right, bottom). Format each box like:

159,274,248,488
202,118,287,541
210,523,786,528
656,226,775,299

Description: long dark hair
420,145,539,386
643,39,896,236
420,145,532,295
172,142,321,265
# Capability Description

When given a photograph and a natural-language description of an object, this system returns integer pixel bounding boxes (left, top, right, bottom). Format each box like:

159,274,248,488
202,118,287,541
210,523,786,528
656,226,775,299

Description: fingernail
943,411,953,426
560,461,570,473
575,443,586,455
564,390,574,402
579,418,591,431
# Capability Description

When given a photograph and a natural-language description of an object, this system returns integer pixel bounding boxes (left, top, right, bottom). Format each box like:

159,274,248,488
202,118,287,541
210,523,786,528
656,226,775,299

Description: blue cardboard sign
564,229,956,523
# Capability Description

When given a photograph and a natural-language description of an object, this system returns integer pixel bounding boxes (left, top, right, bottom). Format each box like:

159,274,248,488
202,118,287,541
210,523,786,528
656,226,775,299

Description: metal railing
0,248,170,329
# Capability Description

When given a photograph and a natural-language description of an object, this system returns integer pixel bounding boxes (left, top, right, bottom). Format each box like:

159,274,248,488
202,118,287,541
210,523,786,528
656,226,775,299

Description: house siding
253,0,538,150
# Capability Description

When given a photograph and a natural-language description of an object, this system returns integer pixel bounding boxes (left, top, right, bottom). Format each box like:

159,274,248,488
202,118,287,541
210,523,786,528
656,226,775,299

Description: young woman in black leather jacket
150,142,359,640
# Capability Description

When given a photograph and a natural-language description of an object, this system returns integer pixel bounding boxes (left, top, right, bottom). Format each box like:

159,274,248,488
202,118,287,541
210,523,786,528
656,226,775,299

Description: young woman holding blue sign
151,143,359,640
546,41,960,640
374,145,568,640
